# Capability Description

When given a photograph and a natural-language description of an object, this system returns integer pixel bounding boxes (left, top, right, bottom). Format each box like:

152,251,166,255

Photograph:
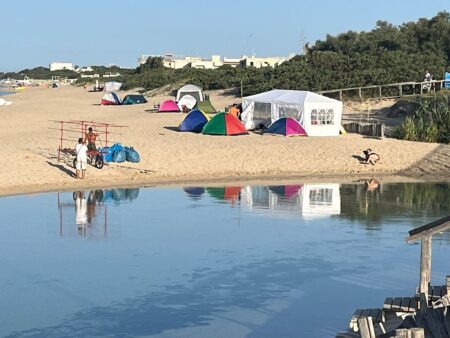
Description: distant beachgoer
228,104,240,119
83,84,87,91
75,138,88,179
84,127,98,152
424,70,432,82
182,105,188,114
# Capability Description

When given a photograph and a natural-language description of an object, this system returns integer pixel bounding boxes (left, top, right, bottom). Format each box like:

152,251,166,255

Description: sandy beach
0,85,449,197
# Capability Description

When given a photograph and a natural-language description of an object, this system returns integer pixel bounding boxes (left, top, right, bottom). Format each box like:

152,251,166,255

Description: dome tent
177,94,197,110
158,99,180,112
122,94,147,105
241,89,342,136
101,92,121,105
202,112,247,136
176,84,204,102
266,117,307,137
179,109,210,132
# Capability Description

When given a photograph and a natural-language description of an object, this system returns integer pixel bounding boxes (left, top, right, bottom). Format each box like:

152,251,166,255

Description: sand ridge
0,86,448,197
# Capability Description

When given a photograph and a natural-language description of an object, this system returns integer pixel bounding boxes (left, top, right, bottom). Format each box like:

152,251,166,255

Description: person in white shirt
75,138,88,179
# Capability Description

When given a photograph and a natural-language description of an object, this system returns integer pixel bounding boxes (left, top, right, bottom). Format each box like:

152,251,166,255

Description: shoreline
1,86,450,198
2,172,448,198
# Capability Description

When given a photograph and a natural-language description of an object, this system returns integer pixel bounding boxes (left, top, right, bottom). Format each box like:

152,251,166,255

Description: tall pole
419,236,432,305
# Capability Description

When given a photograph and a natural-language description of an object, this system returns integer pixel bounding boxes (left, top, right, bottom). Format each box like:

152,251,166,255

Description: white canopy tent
105,81,123,92
176,84,204,102
241,89,343,136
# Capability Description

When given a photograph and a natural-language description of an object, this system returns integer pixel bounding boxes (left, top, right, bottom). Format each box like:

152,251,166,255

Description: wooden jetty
337,215,450,338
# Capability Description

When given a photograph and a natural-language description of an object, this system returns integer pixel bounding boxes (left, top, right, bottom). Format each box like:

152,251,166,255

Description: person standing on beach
84,127,98,152
75,138,88,179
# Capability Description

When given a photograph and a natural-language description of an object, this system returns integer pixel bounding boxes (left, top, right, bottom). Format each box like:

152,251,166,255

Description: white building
49,62,74,71
138,54,293,69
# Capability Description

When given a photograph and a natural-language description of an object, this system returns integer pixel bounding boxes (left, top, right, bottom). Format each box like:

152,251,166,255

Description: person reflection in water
366,179,380,191
87,191,97,225
75,191,87,232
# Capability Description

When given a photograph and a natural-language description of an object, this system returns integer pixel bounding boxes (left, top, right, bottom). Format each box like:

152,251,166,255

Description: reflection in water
183,187,205,200
2,182,450,337
58,188,140,238
237,184,341,219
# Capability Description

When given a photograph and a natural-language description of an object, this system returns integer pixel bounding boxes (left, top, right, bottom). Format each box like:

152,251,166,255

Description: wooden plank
407,215,450,243
375,317,404,336
384,297,394,310
409,297,418,312
423,309,447,338
401,297,411,312
392,297,403,310
358,317,375,338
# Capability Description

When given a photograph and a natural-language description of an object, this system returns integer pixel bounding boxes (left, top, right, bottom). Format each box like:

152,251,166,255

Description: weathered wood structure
342,122,385,138
337,215,450,337
318,80,448,102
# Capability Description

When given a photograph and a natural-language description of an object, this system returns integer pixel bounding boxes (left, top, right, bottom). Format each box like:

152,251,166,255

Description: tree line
2,11,449,97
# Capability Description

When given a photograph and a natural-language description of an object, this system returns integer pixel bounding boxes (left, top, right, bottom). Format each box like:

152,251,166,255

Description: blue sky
2,0,449,72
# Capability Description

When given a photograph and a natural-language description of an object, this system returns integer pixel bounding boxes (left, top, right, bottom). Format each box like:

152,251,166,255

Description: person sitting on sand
84,127,98,152
75,138,88,179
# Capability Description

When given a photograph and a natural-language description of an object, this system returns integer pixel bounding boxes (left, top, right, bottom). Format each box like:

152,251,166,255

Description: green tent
197,99,217,114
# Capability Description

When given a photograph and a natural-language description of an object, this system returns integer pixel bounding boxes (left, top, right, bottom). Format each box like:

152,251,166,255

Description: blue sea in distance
1,182,450,337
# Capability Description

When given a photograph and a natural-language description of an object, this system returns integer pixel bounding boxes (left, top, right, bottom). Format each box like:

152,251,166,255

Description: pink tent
158,99,180,112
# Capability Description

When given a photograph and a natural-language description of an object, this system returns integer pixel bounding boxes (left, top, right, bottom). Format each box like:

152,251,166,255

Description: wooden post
339,90,343,102
399,85,403,97
378,86,382,99
357,317,375,338
380,124,385,139
409,328,424,338
419,236,432,304
358,88,362,101
446,275,450,295
395,328,411,337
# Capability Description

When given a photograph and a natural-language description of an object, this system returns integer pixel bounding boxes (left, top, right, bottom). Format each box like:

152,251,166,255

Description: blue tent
122,94,147,105
179,109,210,132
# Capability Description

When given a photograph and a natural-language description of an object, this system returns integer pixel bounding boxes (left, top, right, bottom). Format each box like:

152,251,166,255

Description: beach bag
125,147,140,163
112,148,126,162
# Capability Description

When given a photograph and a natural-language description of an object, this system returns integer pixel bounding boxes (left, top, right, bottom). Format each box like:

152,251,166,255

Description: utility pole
299,30,306,55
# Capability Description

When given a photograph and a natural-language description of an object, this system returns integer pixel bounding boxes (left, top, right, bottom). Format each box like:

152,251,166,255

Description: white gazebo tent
241,89,343,136
176,84,204,102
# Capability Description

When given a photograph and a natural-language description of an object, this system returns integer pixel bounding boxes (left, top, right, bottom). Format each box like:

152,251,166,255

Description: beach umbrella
158,99,180,112
202,112,247,136
179,109,210,133
266,117,307,137
268,185,302,198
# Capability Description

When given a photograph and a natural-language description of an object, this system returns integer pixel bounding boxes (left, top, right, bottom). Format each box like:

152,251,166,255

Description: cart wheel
95,156,104,169
73,158,77,169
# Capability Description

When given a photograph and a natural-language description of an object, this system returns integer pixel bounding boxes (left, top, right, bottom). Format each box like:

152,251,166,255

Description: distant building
138,54,293,69
240,55,291,68
49,62,74,71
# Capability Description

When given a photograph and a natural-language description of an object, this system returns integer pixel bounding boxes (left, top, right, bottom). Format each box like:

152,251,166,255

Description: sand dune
0,86,448,197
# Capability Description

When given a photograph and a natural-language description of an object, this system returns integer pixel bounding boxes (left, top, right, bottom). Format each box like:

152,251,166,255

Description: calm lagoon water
1,182,450,337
